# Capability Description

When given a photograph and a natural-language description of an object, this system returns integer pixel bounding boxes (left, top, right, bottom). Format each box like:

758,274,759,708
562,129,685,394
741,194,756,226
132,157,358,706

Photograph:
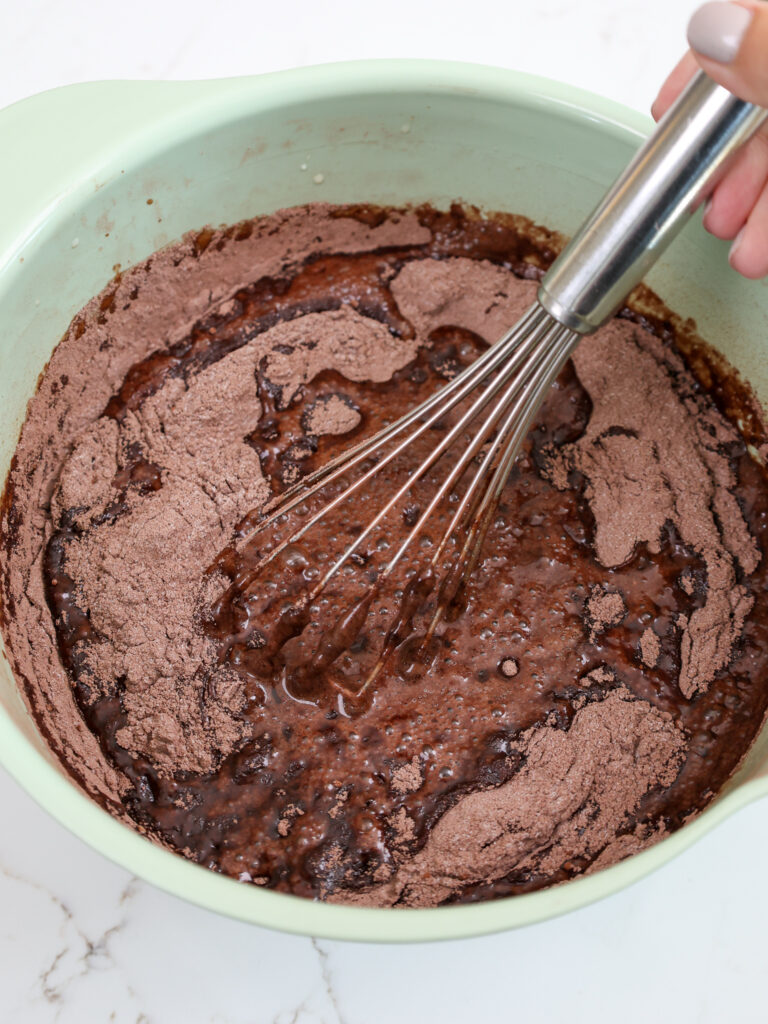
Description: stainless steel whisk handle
538,72,768,335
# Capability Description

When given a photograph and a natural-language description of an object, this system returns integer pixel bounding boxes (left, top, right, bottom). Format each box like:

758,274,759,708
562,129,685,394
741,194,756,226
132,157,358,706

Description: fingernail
729,225,746,266
687,2,753,63
703,196,715,220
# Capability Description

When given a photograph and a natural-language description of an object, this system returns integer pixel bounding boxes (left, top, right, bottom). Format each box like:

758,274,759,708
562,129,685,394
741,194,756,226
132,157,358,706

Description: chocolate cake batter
3,203,768,908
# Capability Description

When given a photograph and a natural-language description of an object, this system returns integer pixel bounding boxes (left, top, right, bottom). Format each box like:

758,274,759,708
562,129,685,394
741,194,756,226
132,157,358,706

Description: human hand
653,1,768,278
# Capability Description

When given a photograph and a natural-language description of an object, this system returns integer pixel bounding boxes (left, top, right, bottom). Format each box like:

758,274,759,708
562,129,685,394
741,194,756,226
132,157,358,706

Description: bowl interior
1,62,767,941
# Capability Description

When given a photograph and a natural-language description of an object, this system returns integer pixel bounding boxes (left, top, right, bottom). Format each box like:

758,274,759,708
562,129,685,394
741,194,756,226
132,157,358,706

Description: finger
729,180,768,278
651,52,699,121
703,129,768,238
688,1,768,105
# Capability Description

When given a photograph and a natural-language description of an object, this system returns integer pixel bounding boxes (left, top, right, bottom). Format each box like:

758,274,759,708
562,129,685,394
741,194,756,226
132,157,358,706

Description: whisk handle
538,72,767,334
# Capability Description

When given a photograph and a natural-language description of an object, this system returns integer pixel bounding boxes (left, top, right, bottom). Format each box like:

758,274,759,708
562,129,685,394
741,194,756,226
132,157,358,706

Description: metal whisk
244,72,766,699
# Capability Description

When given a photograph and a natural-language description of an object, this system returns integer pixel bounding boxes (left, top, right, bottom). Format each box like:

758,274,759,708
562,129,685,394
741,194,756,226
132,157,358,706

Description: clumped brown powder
582,664,616,687
640,627,662,669
543,321,760,698
390,756,424,796
302,393,362,436
51,307,420,775
333,689,686,907
0,206,430,792
500,657,519,678
584,584,627,642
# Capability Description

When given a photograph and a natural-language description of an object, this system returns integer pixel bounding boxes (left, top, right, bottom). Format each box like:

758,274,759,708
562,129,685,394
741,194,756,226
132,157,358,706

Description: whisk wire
311,305,557,598
243,304,545,556
421,323,579,645
380,312,567,582
247,301,578,698
354,316,578,692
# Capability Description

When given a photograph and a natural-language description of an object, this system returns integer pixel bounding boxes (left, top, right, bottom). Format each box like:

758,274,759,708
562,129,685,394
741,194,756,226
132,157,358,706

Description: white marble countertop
2,1,768,1021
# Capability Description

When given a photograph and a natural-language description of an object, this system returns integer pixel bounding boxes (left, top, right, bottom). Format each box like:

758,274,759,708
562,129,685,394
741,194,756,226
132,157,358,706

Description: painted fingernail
729,225,746,266
687,2,753,63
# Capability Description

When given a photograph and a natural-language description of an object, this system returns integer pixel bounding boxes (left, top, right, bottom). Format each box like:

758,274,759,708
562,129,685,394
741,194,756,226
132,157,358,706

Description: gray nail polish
687,1,753,63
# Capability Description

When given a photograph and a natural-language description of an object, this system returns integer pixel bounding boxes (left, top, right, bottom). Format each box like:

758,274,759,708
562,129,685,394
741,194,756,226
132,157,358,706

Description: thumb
687,1,768,105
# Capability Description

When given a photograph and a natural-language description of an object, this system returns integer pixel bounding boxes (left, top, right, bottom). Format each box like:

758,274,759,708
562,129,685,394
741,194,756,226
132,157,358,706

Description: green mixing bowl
1,60,767,943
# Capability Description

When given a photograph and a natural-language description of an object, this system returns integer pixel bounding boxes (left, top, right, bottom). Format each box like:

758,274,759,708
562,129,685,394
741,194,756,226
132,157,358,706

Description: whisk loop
243,301,578,700
237,70,768,704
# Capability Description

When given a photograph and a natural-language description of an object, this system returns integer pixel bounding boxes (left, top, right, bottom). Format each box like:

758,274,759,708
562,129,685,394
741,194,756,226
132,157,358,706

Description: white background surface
2,1,768,1021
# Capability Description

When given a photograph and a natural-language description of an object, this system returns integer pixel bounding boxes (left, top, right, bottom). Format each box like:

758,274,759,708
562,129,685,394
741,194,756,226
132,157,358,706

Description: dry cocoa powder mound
0,206,429,794
53,306,420,776
390,756,424,796
302,394,362,436
639,627,662,669
542,320,760,698
332,688,686,908
584,584,627,642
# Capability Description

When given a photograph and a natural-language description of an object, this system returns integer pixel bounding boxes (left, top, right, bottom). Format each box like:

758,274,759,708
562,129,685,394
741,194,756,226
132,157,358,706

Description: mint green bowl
1,60,767,942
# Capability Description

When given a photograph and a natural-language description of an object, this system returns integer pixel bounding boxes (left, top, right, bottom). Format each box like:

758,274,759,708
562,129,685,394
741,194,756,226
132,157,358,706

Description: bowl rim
1,57,767,943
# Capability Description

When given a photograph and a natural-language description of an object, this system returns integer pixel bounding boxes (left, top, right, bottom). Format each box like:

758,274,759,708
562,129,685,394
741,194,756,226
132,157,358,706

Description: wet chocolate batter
3,204,768,907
